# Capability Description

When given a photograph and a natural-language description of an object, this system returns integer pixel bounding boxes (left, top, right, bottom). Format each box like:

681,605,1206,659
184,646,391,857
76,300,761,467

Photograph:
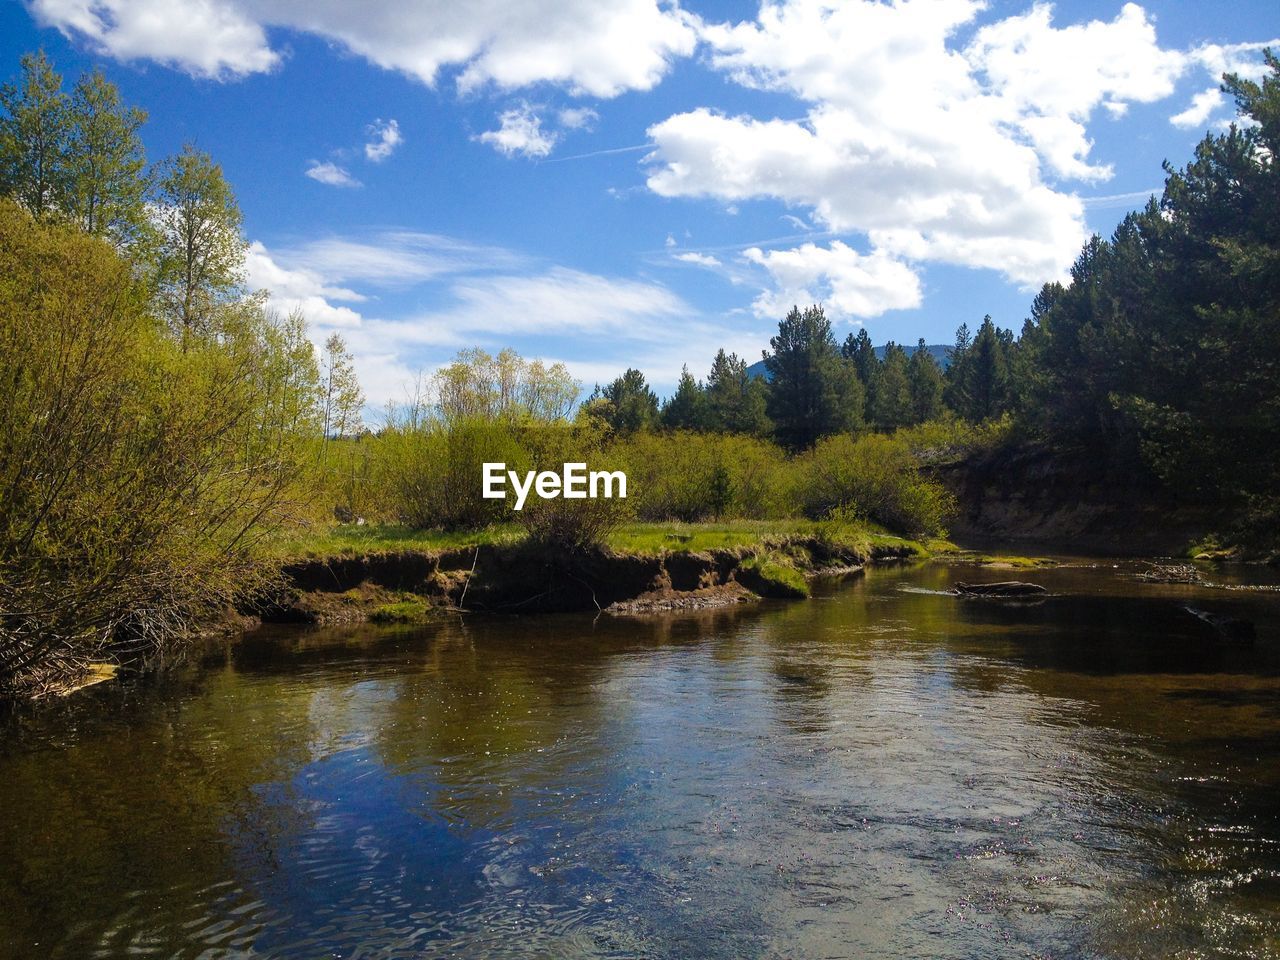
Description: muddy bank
936,444,1231,556
257,537,917,626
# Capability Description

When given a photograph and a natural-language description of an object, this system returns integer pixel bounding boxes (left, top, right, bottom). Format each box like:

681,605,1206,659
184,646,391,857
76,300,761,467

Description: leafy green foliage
433,347,579,425
661,365,709,430
794,433,955,538
1015,50,1280,527
0,202,320,693
0,51,68,220
587,368,659,435
154,144,246,340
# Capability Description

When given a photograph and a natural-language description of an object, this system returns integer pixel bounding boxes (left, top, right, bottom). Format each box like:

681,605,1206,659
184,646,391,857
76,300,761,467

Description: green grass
944,552,1057,568
369,600,437,624
261,522,522,559
267,519,933,563
739,554,811,598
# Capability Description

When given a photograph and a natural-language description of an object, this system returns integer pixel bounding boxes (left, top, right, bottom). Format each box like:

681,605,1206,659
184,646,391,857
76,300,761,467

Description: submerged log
954,580,1048,597
1183,606,1256,643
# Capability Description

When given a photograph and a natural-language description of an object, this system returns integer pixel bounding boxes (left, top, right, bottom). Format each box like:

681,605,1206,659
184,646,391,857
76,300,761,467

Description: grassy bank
258,519,943,625
266,519,941,563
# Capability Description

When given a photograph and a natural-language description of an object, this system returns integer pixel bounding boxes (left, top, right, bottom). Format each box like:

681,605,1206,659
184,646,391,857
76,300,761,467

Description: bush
0,203,317,694
377,416,530,529
511,422,628,551
795,433,954,537
614,432,792,521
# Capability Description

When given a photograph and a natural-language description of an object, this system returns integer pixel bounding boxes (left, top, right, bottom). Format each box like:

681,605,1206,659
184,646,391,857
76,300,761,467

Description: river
2,556,1279,958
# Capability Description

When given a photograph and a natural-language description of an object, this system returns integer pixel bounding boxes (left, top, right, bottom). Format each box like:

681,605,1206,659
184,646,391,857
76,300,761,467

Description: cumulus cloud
364,118,402,162
1171,39,1280,129
27,0,278,78
743,242,921,320
476,105,557,158
26,0,696,95
1170,88,1226,130
304,160,361,188
965,2,1187,180
645,0,1274,290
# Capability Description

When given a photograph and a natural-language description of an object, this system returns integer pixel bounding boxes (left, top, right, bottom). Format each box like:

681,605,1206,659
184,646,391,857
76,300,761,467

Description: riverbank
252,521,937,627
937,442,1280,561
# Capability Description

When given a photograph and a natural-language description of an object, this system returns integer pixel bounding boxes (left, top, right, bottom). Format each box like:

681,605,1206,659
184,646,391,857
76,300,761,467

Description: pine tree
661,365,709,430
764,305,862,449
907,338,945,424
594,368,659,435
841,327,880,412
871,341,911,430
706,349,771,435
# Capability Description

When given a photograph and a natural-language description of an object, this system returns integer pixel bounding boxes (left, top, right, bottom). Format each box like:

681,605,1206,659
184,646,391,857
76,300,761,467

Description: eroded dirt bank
256,537,919,625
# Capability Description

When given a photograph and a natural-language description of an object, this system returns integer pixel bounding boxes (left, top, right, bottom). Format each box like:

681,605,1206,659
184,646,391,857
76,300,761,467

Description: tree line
585,52,1280,537
583,309,1016,449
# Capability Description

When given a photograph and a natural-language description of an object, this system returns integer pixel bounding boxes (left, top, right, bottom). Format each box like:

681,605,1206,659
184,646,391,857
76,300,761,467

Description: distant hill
745,343,950,381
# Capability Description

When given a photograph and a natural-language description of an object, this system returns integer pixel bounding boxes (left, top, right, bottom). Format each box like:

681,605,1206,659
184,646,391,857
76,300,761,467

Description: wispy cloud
247,229,733,405
1080,188,1161,209
304,160,361,188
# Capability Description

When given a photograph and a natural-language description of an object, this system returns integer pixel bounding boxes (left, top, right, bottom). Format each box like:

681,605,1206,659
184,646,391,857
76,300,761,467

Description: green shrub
795,433,954,537
0,202,317,694
378,415,531,529
613,432,792,521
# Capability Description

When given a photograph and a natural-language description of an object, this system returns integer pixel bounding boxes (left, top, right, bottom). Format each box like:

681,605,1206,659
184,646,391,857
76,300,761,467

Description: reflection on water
2,558,1279,958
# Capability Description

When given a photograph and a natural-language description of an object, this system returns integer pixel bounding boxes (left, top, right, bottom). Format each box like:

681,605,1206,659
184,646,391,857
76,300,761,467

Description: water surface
2,557,1279,958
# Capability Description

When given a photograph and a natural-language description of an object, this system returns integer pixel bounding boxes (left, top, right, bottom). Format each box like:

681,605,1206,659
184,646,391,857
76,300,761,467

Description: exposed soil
253,536,899,626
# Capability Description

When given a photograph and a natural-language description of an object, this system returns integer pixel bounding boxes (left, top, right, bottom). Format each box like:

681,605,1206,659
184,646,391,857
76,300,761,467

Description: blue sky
3,0,1277,403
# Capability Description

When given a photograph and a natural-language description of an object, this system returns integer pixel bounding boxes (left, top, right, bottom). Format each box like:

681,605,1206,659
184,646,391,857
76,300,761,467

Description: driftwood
954,580,1048,597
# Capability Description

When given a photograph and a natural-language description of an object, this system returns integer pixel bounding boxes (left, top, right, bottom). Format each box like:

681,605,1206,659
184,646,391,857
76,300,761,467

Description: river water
2,557,1280,959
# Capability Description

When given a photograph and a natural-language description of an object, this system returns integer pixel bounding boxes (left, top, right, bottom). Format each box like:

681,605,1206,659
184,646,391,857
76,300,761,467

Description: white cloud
645,0,1274,291
673,251,722,268
27,0,696,96
965,2,1187,180
558,107,599,130
743,242,921,320
1170,88,1226,130
271,231,524,287
244,230,709,406
353,268,700,404
246,241,366,328
476,104,557,158
364,118,402,162
28,0,278,79
434,268,688,339
1171,39,1280,129
304,160,361,188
